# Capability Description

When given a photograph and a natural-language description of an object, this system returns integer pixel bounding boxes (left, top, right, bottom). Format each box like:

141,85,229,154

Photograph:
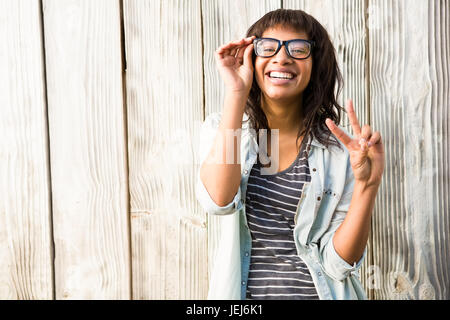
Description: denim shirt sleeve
195,112,244,216
318,146,367,281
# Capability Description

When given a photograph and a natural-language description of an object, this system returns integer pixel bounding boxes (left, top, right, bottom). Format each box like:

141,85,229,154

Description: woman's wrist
224,88,250,101
223,89,249,113
354,179,381,193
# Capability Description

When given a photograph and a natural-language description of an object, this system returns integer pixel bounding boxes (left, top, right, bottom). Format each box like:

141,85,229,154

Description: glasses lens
255,39,279,57
288,40,311,59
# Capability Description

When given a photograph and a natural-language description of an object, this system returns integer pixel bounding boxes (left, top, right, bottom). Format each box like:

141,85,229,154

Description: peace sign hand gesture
325,100,385,188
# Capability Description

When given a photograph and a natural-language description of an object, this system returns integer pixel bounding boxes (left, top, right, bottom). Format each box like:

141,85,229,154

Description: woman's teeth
269,71,294,79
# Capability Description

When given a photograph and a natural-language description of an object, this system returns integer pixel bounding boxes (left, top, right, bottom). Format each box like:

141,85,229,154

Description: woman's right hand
215,36,256,95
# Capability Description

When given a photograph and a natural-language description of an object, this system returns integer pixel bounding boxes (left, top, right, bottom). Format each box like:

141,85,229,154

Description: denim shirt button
318,271,322,276
241,281,246,285
245,252,249,257
244,169,249,175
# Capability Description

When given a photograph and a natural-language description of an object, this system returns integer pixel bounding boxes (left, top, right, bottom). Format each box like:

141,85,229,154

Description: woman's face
255,26,313,104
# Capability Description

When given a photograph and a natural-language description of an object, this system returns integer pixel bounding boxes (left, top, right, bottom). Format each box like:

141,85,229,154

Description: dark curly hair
245,9,344,151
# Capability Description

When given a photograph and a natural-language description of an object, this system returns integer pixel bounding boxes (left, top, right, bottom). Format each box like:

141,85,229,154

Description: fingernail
367,142,372,147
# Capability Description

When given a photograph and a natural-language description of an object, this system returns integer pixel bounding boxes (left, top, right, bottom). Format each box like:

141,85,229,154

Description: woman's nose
272,45,292,63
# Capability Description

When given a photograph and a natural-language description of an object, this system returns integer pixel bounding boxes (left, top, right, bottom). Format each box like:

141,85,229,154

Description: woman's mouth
266,71,297,85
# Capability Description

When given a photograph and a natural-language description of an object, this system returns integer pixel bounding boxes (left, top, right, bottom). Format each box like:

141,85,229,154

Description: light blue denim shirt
196,112,368,300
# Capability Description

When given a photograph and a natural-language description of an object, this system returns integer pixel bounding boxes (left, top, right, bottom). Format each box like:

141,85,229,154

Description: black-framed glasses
253,37,315,60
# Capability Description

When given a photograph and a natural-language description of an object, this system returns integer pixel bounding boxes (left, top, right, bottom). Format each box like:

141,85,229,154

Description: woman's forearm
199,91,247,207
332,181,381,265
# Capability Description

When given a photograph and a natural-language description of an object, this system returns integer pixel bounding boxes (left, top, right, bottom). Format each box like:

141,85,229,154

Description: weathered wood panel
123,0,207,299
0,0,53,300
42,0,130,299
201,0,282,286
368,0,450,299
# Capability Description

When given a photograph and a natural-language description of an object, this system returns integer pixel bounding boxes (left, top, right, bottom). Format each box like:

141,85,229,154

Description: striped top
245,135,319,300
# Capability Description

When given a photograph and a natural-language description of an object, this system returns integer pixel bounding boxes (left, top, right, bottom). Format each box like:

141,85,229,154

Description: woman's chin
265,90,300,102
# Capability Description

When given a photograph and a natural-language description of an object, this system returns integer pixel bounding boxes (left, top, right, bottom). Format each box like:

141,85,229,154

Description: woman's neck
260,94,304,136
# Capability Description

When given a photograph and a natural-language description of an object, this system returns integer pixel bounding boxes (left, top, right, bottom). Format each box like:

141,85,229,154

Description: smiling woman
196,8,385,300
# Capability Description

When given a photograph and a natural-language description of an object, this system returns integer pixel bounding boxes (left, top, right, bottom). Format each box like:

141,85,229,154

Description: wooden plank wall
0,0,53,299
368,0,450,299
123,0,207,299
43,0,130,299
0,0,448,300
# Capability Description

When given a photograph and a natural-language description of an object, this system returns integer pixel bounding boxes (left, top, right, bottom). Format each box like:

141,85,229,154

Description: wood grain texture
201,0,281,286
42,0,130,299
368,0,450,299
123,0,207,299
0,0,53,300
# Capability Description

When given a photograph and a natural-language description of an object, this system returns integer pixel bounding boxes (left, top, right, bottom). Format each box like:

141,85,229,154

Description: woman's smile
266,69,298,85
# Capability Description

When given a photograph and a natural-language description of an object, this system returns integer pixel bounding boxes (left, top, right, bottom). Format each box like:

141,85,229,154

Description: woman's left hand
325,99,385,188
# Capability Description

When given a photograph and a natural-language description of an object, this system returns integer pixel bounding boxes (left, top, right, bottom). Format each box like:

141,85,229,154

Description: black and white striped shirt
245,136,319,300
